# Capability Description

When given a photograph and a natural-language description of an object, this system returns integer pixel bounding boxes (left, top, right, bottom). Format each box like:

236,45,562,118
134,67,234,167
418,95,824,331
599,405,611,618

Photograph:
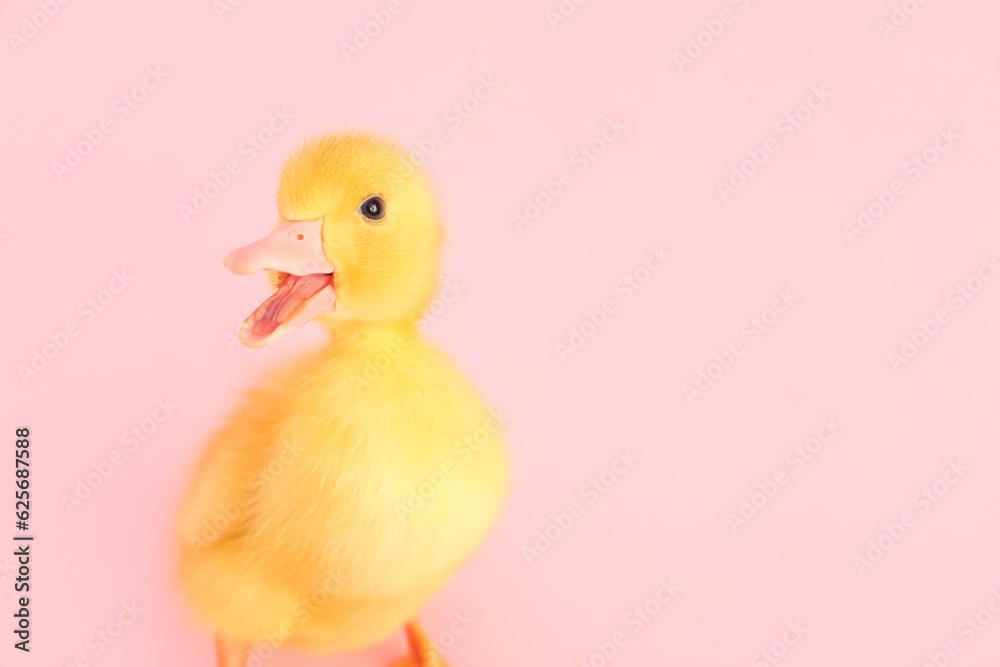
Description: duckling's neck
323,317,424,358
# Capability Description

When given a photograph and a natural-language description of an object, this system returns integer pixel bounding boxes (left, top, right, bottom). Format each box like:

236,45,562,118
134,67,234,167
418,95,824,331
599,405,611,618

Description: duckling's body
176,132,507,665
180,321,506,653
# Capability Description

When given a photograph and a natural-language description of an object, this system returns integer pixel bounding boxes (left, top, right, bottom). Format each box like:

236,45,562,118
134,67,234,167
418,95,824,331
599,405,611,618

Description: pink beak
224,218,335,276
223,218,338,348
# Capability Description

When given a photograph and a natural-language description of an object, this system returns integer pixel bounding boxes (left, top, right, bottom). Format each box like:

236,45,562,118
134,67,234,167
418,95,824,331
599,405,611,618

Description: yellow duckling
177,132,508,667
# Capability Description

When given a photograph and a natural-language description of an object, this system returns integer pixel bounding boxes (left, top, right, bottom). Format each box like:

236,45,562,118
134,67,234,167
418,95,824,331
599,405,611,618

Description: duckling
177,132,508,667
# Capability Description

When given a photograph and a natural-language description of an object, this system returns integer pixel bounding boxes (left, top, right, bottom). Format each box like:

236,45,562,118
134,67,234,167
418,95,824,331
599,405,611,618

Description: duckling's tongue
239,273,335,348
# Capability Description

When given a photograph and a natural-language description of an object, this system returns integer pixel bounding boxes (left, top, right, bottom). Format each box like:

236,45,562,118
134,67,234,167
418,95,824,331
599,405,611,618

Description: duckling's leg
392,619,452,667
215,634,251,667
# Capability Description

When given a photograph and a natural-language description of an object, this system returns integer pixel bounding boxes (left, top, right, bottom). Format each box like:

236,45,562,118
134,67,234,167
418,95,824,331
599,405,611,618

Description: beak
224,218,335,276
224,218,337,348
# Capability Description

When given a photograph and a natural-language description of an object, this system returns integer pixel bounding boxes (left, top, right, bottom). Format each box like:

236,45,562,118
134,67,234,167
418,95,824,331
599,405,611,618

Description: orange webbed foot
391,620,452,667
216,634,252,667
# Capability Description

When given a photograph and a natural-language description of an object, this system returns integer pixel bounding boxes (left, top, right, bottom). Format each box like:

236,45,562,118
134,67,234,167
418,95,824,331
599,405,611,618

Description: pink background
3,0,1000,665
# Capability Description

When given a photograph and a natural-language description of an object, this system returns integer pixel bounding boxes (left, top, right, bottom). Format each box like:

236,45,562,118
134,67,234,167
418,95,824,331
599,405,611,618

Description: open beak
223,218,337,348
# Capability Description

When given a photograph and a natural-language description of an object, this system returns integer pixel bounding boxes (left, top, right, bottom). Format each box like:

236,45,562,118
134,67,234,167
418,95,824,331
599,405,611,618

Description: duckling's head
224,131,441,347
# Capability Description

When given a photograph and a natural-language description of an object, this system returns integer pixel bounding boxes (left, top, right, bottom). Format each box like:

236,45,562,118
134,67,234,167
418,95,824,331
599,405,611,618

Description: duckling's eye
359,196,386,222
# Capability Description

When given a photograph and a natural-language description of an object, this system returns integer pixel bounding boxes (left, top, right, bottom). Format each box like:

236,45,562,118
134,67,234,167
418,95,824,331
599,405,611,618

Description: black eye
359,195,386,222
